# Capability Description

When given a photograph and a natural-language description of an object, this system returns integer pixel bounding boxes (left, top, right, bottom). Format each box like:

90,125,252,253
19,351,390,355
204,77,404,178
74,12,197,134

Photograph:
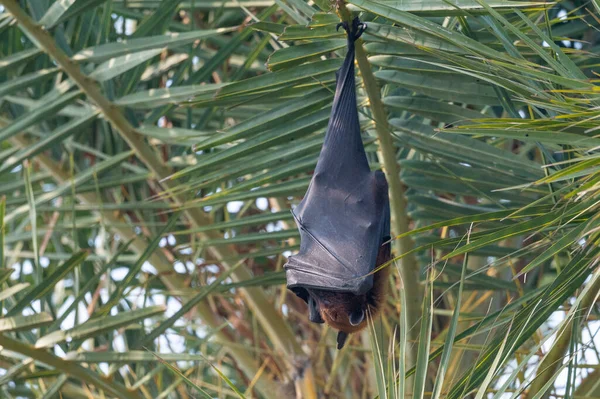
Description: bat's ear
308,296,324,324
349,309,365,326
337,331,349,349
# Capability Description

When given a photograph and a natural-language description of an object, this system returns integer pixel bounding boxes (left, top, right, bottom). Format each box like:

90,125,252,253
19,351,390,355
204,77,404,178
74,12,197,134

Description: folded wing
285,18,390,299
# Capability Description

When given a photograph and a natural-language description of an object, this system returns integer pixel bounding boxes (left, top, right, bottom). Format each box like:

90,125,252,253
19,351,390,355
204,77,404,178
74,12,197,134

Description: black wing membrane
285,18,390,301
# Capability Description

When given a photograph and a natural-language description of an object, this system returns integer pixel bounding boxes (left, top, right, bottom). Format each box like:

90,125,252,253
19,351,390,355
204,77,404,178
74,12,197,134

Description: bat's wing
285,18,390,299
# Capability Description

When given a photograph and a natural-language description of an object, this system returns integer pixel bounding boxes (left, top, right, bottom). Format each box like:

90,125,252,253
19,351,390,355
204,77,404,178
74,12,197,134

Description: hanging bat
284,17,391,350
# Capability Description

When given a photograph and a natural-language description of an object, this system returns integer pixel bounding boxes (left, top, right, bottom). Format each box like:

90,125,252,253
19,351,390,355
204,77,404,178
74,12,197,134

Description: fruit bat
284,17,391,350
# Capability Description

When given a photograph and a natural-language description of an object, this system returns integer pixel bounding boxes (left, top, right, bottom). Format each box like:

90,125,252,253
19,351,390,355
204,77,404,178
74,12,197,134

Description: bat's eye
349,309,365,326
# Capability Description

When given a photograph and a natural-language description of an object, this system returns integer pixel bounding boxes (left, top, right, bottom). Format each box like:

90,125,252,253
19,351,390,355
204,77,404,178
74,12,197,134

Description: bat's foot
353,18,367,41
336,17,367,41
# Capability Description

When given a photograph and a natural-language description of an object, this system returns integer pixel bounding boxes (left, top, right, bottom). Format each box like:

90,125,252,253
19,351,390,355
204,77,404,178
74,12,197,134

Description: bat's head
309,289,369,349
319,291,368,331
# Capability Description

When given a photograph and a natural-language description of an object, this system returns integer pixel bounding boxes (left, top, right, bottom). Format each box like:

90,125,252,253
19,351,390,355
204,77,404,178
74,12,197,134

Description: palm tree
0,0,598,398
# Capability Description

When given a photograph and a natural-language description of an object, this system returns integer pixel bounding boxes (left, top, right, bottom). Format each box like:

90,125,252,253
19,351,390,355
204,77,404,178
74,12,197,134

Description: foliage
0,0,599,398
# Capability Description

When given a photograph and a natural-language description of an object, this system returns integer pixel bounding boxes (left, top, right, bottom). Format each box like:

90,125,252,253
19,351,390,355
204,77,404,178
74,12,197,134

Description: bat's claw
336,21,348,32
354,21,367,40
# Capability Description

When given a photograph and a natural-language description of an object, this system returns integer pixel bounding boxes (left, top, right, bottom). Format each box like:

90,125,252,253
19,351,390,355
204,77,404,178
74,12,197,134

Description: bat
284,17,391,350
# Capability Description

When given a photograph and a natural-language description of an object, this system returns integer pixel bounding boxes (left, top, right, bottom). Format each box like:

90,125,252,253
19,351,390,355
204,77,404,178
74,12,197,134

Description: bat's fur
309,240,391,346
